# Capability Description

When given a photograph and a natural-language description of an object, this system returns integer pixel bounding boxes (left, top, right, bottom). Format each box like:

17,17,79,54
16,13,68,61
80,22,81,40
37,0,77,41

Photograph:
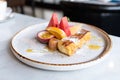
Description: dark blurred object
7,0,35,16
7,0,26,14
26,0,62,11
111,0,120,3
26,0,36,16
61,1,120,36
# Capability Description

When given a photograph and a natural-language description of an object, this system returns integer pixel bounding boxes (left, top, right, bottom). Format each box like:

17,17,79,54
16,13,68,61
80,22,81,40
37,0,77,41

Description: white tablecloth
0,13,120,80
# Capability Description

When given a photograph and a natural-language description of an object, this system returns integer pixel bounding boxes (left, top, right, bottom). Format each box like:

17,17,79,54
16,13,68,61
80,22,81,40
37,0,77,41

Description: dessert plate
10,22,112,71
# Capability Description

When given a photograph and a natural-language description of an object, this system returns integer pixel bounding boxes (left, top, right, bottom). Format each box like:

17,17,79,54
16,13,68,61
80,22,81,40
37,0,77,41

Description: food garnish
70,24,82,35
36,13,92,56
48,38,59,51
46,27,66,40
37,30,54,43
59,17,71,36
47,13,59,28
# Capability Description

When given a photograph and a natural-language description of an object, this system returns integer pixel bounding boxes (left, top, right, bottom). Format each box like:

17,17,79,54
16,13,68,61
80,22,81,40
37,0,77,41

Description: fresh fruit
59,17,71,36
48,38,59,51
37,30,54,43
46,27,67,39
47,13,59,27
70,24,82,35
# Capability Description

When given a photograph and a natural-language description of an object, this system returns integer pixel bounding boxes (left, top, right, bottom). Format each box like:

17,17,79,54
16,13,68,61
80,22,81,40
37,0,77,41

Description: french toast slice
57,29,91,56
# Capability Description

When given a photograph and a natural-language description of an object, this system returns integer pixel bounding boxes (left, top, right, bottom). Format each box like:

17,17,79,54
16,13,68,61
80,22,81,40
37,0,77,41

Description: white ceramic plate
10,22,112,71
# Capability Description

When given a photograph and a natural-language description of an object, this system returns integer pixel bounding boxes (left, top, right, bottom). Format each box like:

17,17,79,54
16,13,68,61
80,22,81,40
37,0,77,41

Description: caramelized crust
62,40,73,46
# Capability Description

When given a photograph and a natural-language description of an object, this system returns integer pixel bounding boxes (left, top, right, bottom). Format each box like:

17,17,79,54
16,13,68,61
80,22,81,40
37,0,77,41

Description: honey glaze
88,44,101,50
26,48,48,53
26,46,54,53
26,49,33,53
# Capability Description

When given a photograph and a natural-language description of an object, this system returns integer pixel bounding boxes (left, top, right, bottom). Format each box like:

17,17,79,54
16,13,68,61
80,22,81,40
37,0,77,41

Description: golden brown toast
57,29,91,56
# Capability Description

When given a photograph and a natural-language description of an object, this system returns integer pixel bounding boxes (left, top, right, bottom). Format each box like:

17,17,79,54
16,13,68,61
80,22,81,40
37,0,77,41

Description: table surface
0,13,120,80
